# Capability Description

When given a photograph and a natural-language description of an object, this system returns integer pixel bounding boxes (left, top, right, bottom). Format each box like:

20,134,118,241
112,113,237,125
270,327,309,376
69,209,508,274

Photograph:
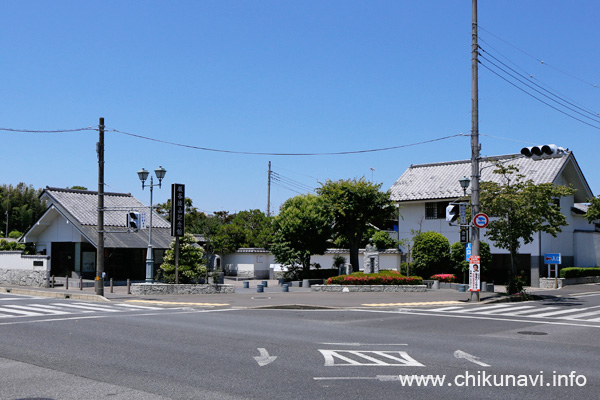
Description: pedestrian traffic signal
127,211,140,231
520,144,565,160
446,204,460,223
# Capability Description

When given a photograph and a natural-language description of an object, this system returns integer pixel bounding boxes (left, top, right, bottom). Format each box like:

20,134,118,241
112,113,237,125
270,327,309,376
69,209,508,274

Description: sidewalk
0,278,514,309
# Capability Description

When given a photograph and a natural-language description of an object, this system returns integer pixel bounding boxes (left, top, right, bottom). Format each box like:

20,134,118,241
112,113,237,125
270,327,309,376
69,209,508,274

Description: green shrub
559,267,600,279
412,231,450,278
430,274,456,283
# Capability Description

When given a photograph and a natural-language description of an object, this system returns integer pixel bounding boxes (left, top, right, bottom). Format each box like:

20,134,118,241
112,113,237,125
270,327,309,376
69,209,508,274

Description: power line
108,128,465,156
0,127,94,133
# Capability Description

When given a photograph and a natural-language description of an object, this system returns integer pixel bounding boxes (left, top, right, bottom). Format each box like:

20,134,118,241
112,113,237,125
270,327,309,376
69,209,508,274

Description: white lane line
450,304,519,313
51,303,121,312
508,306,560,315
112,303,165,310
556,309,600,320
0,306,44,316
532,308,588,318
423,306,464,312
474,305,538,315
2,305,71,315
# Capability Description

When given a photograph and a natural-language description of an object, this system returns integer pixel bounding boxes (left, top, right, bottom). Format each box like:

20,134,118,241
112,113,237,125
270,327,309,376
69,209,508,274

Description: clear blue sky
2,1,599,215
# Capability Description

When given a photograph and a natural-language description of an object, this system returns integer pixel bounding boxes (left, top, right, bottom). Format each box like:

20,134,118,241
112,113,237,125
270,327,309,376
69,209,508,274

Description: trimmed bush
559,267,600,279
412,231,450,278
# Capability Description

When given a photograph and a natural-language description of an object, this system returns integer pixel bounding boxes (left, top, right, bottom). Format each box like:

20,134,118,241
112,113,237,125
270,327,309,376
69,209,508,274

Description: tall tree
480,164,575,283
1,183,46,236
316,178,395,272
211,209,273,254
270,194,331,277
585,195,600,223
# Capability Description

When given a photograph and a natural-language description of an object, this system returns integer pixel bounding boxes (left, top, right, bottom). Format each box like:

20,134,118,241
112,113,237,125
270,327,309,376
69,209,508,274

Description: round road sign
473,213,489,228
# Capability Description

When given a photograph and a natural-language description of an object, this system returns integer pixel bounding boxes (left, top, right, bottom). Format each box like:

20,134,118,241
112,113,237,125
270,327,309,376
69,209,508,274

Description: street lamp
459,176,471,197
138,166,167,283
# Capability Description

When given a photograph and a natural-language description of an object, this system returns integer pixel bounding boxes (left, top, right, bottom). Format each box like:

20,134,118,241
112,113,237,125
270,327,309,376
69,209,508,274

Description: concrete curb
1,287,110,302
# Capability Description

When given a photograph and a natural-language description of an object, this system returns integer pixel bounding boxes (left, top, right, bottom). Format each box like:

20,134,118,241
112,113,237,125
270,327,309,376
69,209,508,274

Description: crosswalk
418,302,600,323
0,301,166,319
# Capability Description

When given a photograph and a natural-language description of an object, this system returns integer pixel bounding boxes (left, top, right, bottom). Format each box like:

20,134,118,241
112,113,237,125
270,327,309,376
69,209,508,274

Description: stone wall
130,283,235,295
311,284,427,292
0,268,51,287
539,276,600,289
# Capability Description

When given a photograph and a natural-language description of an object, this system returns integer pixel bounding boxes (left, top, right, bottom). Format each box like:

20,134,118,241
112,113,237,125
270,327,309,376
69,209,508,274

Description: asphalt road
0,289,599,400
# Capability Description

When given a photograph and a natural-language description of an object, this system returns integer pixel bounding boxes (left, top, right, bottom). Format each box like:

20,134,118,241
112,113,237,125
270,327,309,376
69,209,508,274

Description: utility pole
470,0,481,301
267,161,271,217
96,117,105,296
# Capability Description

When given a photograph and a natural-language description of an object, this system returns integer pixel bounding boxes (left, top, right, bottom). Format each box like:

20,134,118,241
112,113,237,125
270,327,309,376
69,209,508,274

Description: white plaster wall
574,231,600,267
0,252,50,271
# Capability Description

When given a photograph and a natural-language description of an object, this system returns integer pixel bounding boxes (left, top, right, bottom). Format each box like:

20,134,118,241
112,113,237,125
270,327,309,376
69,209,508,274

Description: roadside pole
96,117,105,296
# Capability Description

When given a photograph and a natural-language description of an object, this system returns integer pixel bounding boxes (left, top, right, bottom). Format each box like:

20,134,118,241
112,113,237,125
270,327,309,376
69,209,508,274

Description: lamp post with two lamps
137,166,167,283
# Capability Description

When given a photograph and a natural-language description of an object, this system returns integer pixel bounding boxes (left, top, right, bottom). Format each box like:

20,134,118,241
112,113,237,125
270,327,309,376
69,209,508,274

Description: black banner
171,183,185,237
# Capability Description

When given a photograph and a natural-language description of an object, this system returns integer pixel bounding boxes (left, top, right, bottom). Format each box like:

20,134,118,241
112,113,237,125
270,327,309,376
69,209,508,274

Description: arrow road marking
454,350,490,367
254,348,277,366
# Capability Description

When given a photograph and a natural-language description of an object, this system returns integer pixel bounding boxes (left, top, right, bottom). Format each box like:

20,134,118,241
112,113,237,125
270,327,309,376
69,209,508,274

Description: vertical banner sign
469,255,480,292
171,183,185,237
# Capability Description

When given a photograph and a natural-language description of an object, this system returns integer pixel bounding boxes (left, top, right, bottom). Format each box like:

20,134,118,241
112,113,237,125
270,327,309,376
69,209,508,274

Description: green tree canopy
480,163,575,278
270,194,331,277
585,195,600,223
450,241,491,282
211,209,273,254
316,178,395,272
1,183,46,236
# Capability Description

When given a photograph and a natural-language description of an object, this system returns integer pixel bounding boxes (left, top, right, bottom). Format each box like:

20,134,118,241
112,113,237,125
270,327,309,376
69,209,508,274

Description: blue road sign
465,243,472,262
544,253,561,265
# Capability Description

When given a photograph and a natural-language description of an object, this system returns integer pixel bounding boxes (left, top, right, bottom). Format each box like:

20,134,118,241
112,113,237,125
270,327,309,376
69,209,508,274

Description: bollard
110,278,114,293
282,284,289,292
243,281,249,289
257,284,264,293
65,276,69,290
261,280,268,288
127,279,131,295
79,276,83,291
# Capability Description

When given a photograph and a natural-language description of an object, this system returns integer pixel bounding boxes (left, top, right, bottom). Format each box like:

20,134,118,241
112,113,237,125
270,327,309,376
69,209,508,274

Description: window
425,201,450,219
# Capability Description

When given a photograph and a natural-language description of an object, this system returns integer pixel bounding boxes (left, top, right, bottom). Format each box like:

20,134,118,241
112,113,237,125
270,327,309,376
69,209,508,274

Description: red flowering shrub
430,274,456,283
326,273,423,285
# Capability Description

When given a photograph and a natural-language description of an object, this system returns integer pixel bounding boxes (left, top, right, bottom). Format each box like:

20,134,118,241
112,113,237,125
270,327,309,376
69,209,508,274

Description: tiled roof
390,152,577,202
42,187,170,228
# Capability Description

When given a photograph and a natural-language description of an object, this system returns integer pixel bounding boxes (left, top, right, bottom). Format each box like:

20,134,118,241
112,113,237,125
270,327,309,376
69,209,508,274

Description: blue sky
2,1,599,215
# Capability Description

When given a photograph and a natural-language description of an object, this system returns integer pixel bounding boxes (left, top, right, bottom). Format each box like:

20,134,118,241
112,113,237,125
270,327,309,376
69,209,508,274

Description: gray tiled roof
390,152,587,202
42,187,170,228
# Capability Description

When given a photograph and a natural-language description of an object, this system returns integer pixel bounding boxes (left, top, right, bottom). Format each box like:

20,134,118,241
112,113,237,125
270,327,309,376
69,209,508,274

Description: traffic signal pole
470,0,481,302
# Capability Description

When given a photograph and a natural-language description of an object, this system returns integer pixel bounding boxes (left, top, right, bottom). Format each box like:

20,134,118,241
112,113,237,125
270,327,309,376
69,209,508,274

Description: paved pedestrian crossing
0,301,166,319
417,302,600,323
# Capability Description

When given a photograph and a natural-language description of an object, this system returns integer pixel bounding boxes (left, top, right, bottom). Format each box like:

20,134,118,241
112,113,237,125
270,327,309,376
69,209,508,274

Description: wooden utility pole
96,117,105,296
471,0,481,301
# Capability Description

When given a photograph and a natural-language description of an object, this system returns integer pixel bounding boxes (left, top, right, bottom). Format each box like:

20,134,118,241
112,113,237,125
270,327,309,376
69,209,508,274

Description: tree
316,178,395,272
156,233,206,283
211,209,273,254
371,230,397,249
411,231,450,278
1,183,46,236
480,164,575,284
585,195,600,223
270,194,331,278
69,186,88,190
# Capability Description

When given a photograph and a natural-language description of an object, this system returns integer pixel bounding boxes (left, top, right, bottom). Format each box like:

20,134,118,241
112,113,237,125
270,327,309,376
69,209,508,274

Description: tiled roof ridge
44,186,132,197
409,153,521,169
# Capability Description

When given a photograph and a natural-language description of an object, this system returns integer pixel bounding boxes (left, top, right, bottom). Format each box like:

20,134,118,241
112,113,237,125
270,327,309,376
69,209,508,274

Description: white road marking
254,348,277,366
319,350,424,367
0,306,44,317
50,303,122,312
2,304,71,315
454,350,491,367
473,305,537,315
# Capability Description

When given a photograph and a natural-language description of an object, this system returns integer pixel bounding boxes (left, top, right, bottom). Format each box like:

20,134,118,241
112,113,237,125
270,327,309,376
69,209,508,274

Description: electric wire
479,48,600,120
108,128,465,156
271,172,315,192
0,127,94,133
479,26,598,88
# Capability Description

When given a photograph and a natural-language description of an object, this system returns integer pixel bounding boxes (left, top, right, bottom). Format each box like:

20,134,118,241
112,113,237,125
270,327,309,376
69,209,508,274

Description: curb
1,287,110,302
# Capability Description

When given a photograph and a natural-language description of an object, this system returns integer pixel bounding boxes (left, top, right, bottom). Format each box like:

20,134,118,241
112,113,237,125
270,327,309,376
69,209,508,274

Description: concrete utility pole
96,117,105,296
471,0,481,301
267,161,271,217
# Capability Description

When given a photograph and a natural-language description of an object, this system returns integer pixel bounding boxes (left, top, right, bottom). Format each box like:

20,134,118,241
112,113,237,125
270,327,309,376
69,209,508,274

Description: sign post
171,184,185,285
544,253,561,288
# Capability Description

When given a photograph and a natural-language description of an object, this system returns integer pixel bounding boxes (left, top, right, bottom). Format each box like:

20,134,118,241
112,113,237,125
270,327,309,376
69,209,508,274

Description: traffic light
127,211,140,231
446,204,460,223
520,144,565,160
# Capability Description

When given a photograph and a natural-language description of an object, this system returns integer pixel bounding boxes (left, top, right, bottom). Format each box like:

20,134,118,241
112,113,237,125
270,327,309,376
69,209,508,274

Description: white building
390,150,599,285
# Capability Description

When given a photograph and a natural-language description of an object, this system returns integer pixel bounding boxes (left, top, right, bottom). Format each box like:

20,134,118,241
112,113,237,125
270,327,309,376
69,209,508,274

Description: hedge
326,274,423,286
559,267,600,279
